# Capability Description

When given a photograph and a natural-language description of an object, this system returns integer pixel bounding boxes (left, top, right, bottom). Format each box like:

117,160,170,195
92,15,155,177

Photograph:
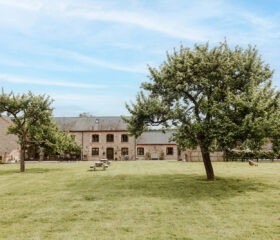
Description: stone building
0,115,224,162
55,117,181,161
136,131,178,160
54,117,136,161
0,116,20,162
54,117,224,161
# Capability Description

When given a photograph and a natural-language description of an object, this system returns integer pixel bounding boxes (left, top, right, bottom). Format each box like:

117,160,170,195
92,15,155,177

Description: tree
0,90,53,172
123,42,280,180
0,90,81,171
79,112,93,117
29,120,81,159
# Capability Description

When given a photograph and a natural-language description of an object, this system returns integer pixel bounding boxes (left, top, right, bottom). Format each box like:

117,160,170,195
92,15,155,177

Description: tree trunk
20,144,25,172
201,149,215,181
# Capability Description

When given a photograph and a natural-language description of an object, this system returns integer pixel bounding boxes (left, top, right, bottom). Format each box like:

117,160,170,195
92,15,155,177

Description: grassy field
0,161,279,240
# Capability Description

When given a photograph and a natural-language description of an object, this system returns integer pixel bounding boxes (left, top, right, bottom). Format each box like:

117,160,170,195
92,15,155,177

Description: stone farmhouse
54,117,180,161
54,116,224,161
0,115,224,162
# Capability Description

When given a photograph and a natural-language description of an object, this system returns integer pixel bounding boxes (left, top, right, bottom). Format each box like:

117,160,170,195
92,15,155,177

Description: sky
0,0,279,116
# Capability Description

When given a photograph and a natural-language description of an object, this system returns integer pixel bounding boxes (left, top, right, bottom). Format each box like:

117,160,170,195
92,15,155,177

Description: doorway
106,148,114,160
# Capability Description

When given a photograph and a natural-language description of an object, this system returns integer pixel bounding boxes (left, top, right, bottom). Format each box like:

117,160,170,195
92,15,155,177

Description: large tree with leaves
0,90,54,172
0,90,80,172
123,42,280,180
29,120,81,159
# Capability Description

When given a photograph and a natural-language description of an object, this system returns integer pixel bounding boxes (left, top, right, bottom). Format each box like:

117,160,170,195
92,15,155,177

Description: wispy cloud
0,0,43,11
0,0,279,116
57,49,148,74
62,8,206,41
0,74,107,89
1,0,279,44
0,0,219,41
50,92,132,116
0,56,88,72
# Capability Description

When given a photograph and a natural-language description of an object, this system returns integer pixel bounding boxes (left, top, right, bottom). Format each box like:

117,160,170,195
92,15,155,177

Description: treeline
225,150,277,161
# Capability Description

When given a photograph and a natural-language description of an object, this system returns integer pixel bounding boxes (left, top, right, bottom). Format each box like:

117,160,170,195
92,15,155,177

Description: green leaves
0,89,80,160
124,41,280,154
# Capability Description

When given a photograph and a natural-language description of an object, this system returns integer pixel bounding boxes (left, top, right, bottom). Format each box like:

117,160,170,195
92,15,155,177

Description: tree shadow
0,167,62,175
72,173,278,202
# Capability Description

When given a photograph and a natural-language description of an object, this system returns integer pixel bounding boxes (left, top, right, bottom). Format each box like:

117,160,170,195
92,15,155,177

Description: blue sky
0,0,279,116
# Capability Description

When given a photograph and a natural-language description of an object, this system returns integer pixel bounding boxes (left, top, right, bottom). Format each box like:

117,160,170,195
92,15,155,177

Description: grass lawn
0,161,279,240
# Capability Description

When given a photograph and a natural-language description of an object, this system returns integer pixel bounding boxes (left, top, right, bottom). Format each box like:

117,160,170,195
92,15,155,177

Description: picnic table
100,158,111,165
90,161,109,171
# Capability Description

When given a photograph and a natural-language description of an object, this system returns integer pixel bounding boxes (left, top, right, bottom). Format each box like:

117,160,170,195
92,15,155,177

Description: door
106,148,114,160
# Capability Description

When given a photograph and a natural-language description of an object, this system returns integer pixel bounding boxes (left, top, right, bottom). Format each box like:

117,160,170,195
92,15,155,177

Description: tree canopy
79,112,93,117
0,89,80,172
123,42,280,180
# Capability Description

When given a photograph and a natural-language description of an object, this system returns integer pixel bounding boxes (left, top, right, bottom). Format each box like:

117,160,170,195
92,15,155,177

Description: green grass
0,161,280,240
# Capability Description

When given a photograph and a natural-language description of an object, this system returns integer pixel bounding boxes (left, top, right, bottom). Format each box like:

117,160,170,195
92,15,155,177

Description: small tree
0,90,80,171
35,121,81,159
79,112,93,117
145,152,151,160
159,151,165,160
0,90,53,172
123,42,280,180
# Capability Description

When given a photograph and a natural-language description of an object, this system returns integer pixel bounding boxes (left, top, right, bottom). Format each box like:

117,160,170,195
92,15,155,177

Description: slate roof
54,117,128,131
136,131,176,145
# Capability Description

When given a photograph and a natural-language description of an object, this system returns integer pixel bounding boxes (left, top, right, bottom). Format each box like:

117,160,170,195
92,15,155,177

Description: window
92,134,99,142
121,148,129,156
121,134,128,142
106,134,114,142
137,147,144,155
92,148,99,156
71,135,76,140
95,119,99,124
166,147,174,155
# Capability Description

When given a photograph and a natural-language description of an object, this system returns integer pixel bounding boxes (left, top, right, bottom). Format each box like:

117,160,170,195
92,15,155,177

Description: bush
159,151,165,160
225,150,276,161
145,152,151,160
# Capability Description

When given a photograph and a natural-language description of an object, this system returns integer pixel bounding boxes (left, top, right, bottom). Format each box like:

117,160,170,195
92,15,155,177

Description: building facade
0,116,20,162
135,131,178,160
0,116,225,162
54,117,136,161
54,117,224,161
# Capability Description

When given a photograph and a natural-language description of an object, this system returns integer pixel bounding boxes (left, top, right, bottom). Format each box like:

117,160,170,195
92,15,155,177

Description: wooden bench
90,161,109,171
151,154,159,160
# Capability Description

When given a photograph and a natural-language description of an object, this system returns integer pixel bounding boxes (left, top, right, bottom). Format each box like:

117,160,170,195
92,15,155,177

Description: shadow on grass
0,167,62,175
71,174,278,202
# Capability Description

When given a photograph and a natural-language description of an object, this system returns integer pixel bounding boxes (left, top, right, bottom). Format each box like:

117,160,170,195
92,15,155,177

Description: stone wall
136,144,178,160
0,117,20,160
70,131,136,161
181,148,224,162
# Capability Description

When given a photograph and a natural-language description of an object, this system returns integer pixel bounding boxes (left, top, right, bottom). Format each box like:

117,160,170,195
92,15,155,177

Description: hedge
225,150,277,161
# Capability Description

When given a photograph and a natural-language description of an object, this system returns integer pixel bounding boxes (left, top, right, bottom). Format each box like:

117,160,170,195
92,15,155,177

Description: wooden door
106,148,114,160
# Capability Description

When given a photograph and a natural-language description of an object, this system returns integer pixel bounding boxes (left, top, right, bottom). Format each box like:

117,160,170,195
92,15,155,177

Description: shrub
145,152,151,160
159,151,165,160
225,150,276,161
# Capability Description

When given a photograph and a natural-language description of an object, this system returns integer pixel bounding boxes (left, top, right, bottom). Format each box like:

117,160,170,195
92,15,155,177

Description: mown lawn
0,161,279,240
